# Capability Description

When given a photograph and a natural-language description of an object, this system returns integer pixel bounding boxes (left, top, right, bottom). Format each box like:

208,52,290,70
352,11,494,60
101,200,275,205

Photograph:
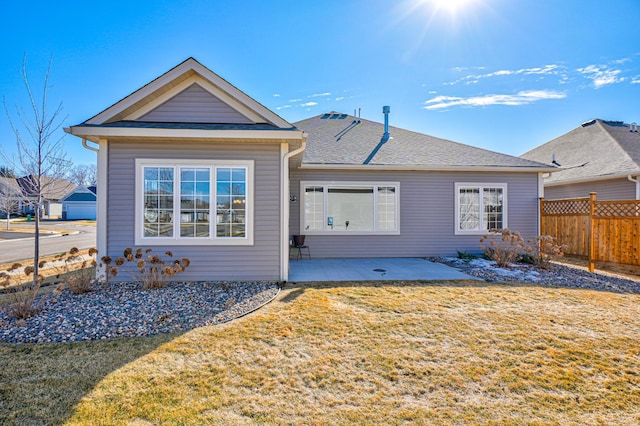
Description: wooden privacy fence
540,193,640,272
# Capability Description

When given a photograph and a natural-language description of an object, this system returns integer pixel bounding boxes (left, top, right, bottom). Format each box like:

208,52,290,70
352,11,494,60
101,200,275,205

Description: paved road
0,221,97,265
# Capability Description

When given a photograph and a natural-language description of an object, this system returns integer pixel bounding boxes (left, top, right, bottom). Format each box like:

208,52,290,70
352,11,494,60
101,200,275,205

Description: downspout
79,137,107,279
280,134,307,281
628,175,640,200
82,138,99,153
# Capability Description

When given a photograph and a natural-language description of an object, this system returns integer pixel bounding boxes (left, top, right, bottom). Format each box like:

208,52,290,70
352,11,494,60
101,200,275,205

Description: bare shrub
104,248,190,289
520,235,566,270
480,229,524,268
480,230,566,269
53,247,99,294
0,263,48,319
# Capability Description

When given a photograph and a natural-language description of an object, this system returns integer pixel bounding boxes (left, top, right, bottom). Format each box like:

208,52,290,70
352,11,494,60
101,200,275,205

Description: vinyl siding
107,140,281,281
545,178,636,200
290,169,540,258
139,83,254,124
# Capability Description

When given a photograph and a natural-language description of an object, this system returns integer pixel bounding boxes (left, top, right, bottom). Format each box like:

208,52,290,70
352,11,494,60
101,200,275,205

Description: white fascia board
297,164,557,173
67,126,305,141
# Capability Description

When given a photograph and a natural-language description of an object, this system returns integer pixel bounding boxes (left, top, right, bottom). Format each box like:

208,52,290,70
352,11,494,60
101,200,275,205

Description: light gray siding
139,84,254,124
290,169,540,258
107,140,281,281
544,178,636,200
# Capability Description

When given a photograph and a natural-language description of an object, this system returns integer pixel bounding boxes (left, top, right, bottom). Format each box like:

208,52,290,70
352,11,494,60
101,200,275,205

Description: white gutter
280,134,308,281
628,175,640,200
299,164,557,173
81,138,99,153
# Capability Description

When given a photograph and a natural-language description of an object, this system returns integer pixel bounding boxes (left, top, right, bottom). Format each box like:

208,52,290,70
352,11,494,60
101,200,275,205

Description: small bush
52,247,99,294
480,229,523,268
102,248,190,289
456,251,479,261
1,263,48,319
480,230,565,269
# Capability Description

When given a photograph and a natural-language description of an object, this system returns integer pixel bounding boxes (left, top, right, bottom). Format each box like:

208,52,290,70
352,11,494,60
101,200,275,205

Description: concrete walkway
288,257,478,282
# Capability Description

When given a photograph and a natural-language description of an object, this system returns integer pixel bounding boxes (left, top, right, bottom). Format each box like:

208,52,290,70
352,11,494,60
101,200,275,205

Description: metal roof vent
383,106,390,138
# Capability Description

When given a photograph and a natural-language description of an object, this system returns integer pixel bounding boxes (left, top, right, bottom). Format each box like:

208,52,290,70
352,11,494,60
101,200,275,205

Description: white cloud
273,93,281,97
423,90,566,110
276,105,292,110
300,102,318,107
632,76,640,84
335,97,344,101
289,98,302,102
446,64,563,86
309,92,331,98
578,65,625,88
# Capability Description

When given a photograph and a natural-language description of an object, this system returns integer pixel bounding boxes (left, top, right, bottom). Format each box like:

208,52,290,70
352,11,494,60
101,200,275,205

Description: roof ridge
595,119,639,167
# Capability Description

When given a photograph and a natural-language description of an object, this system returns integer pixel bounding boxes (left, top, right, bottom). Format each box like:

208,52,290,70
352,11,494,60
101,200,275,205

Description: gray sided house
290,112,554,259
65,58,553,281
521,119,640,200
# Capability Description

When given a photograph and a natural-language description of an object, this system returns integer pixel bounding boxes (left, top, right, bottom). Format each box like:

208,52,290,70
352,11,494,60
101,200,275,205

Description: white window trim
300,181,400,235
135,158,254,246
454,182,507,235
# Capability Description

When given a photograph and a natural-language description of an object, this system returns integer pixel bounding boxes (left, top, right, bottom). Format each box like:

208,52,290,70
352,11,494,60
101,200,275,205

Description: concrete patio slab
288,257,479,282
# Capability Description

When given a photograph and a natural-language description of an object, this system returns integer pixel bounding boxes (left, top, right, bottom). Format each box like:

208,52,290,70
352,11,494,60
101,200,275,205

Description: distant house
0,175,76,219
16,175,76,219
0,176,24,217
521,119,640,200
61,186,97,220
64,58,554,281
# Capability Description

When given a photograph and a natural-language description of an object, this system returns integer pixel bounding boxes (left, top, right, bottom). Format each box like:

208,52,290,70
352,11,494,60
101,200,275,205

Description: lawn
1,281,639,425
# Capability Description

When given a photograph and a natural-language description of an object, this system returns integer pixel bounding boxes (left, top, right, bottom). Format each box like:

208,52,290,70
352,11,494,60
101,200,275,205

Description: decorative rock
0,281,280,344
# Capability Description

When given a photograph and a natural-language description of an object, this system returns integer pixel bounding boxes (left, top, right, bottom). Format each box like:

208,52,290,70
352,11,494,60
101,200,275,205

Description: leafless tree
67,163,97,187
0,177,26,230
2,55,71,286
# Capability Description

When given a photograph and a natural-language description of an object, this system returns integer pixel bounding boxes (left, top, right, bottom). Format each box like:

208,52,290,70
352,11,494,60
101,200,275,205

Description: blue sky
1,0,639,167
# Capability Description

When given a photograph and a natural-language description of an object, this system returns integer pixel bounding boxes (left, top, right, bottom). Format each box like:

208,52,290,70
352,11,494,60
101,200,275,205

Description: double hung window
136,159,253,245
455,183,506,234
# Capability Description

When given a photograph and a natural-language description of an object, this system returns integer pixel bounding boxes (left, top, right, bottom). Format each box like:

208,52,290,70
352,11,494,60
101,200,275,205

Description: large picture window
136,159,253,245
301,182,399,234
455,183,506,234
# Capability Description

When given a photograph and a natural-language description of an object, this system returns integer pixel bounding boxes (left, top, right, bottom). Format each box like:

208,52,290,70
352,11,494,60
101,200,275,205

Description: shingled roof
520,119,640,184
294,112,553,170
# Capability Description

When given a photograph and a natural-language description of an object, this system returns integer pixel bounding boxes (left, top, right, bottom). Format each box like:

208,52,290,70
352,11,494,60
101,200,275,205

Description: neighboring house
0,176,24,218
0,175,75,219
61,186,97,220
521,119,640,200
64,58,554,281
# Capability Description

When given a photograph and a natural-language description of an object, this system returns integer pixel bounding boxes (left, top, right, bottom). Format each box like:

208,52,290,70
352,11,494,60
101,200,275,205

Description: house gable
83,58,291,129
136,83,254,124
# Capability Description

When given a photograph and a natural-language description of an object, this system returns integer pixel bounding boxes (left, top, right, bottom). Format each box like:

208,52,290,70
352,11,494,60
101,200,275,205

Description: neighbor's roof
520,119,640,185
0,177,21,196
294,112,554,170
17,175,76,200
63,192,96,202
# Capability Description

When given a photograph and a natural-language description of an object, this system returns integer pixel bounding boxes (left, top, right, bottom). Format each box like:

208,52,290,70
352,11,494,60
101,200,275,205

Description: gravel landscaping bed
431,257,640,294
0,281,280,344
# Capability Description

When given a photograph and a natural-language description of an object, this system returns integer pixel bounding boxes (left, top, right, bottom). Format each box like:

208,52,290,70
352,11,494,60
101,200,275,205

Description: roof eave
64,125,306,142
298,163,557,173
544,171,640,186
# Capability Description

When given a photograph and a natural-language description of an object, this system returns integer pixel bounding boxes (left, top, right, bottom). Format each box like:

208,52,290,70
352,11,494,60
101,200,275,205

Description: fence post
539,197,545,236
588,192,596,272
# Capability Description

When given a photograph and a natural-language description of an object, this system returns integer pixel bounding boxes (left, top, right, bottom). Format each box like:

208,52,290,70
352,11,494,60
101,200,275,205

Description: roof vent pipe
383,105,390,138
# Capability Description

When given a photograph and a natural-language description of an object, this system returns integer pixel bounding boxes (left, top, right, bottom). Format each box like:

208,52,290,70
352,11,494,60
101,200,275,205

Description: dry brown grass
1,281,640,425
